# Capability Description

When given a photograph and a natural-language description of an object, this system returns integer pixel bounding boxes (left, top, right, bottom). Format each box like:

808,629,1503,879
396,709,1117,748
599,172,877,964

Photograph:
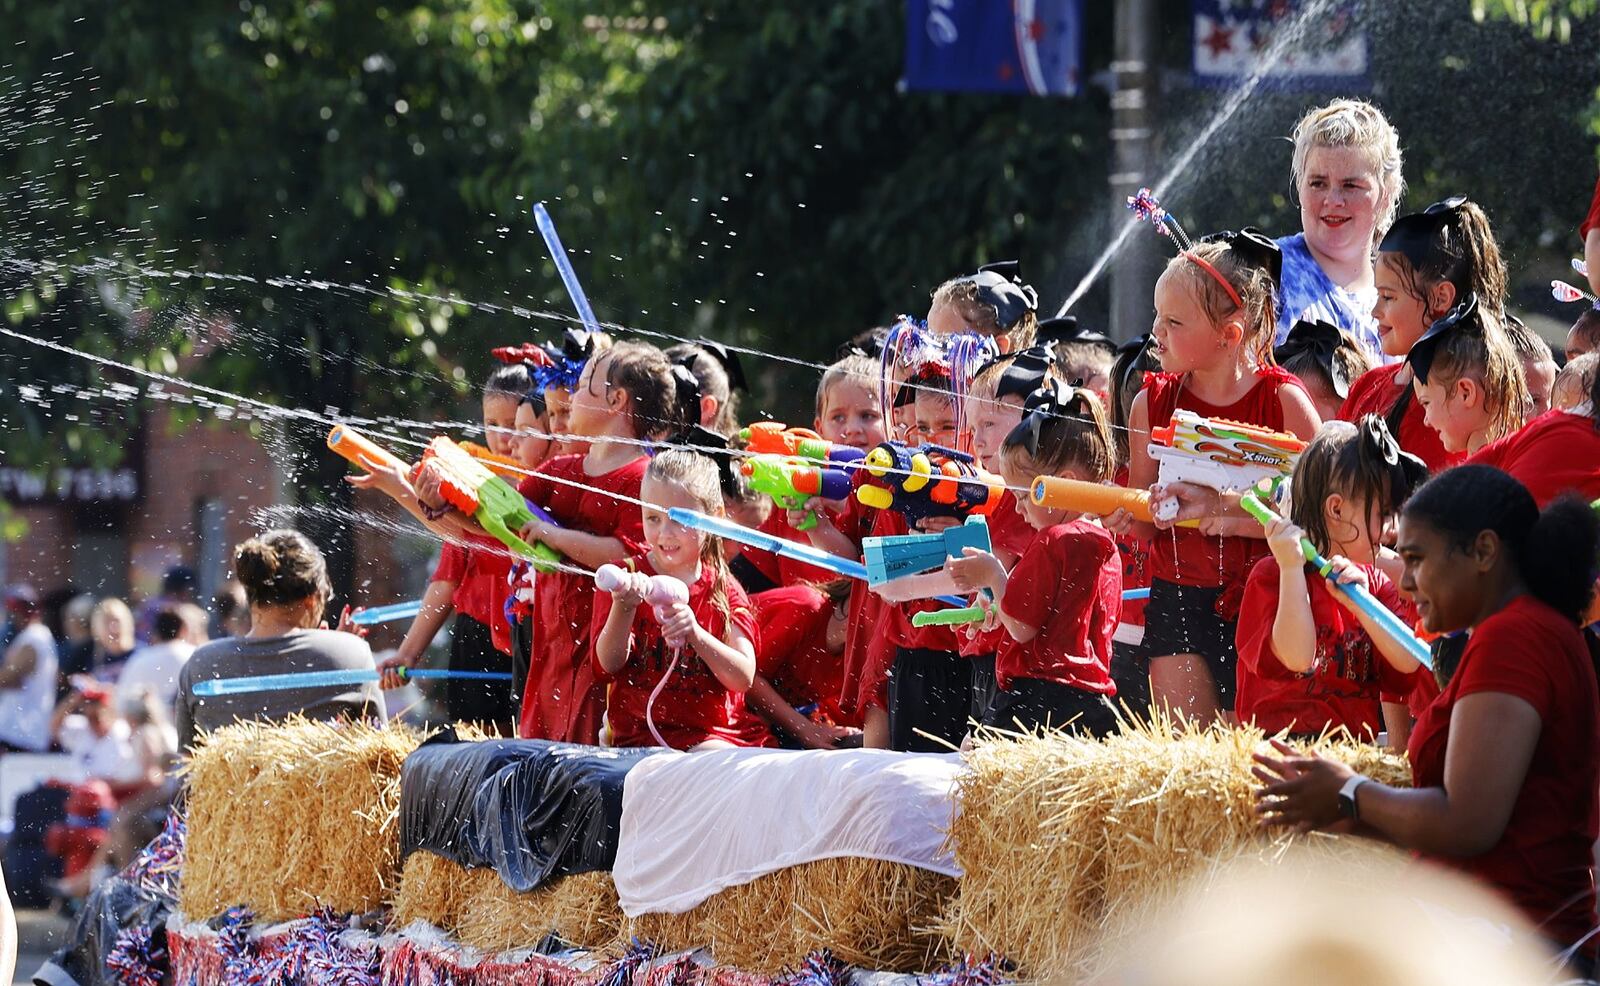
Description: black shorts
979,678,1118,739
447,614,515,733
1109,639,1152,722
968,652,998,723
1140,579,1238,709
887,647,970,753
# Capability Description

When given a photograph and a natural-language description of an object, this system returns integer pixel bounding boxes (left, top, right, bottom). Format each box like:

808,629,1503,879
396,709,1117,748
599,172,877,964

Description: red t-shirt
515,453,648,743
996,520,1121,694
1338,364,1462,476
1408,596,1600,951
871,510,960,654
1144,367,1307,591
1581,175,1600,240
752,585,858,727
1112,466,1151,642
591,554,772,750
744,496,874,587
1470,410,1600,508
1235,555,1422,739
960,494,1040,658
431,541,514,655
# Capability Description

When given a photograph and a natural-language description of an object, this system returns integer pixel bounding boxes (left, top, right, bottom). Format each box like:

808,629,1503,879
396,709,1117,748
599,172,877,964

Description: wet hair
1571,308,1600,356
815,353,879,417
1275,328,1373,404
645,450,734,641
1290,98,1406,237
666,342,740,435
518,386,547,419
593,342,689,440
1163,239,1279,368
1001,389,1115,483
1554,353,1599,412
1402,465,1600,627
485,361,535,402
1055,341,1116,391
1289,418,1426,556
1504,317,1553,366
234,529,332,608
931,277,1038,351
1418,306,1528,445
1110,339,1158,466
1378,202,1507,315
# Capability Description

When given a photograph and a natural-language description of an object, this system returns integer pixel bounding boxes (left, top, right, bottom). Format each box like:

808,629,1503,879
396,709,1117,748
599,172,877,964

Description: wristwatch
1337,775,1369,822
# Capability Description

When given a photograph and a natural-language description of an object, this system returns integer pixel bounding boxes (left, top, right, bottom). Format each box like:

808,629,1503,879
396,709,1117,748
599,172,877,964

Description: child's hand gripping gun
414,437,564,574
740,455,854,531
1147,410,1307,523
852,442,1005,525
861,516,994,627
738,422,867,468
1239,480,1432,670
595,564,692,748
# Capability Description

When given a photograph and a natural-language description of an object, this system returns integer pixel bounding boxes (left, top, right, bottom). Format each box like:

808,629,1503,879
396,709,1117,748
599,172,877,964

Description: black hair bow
1406,292,1478,385
1005,381,1093,456
1200,227,1283,287
1378,195,1470,266
687,338,748,392
1037,316,1115,353
976,345,1059,403
1275,318,1352,397
561,327,599,362
1358,415,1429,503
959,260,1040,330
667,425,741,499
669,364,703,431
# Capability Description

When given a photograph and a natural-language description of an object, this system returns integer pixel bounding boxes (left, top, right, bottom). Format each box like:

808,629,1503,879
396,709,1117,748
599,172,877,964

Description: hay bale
631,857,956,974
179,717,422,922
942,717,1411,980
393,851,622,954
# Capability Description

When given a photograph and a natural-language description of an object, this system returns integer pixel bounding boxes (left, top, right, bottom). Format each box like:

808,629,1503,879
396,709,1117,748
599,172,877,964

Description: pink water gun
594,564,692,748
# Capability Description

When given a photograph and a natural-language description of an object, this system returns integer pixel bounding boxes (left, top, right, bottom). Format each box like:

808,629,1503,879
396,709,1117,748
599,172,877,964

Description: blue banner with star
1193,0,1368,90
904,0,1083,97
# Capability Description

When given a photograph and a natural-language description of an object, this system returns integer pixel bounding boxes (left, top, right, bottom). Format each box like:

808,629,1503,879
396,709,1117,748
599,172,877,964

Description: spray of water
1055,0,1339,316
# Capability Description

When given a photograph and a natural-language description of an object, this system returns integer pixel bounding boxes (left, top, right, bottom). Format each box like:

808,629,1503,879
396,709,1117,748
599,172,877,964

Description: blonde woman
89,597,135,677
1275,98,1406,358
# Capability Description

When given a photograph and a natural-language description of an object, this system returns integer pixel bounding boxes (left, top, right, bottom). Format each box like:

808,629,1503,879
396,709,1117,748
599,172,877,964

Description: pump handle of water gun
193,666,511,696
347,600,423,625
1239,488,1431,669
327,426,410,475
460,441,529,482
911,606,986,627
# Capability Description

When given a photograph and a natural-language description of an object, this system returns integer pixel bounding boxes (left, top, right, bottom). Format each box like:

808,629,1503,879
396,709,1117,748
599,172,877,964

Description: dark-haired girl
1254,465,1600,963
1235,418,1429,741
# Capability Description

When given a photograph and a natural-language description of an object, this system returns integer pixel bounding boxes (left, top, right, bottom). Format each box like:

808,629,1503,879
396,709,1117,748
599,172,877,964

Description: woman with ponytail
1254,466,1600,964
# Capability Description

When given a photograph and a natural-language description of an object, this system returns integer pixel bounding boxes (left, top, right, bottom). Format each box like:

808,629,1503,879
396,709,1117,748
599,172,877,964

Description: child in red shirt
1234,416,1430,741
746,582,863,748
1340,197,1508,472
1115,237,1321,724
948,382,1123,737
592,450,771,750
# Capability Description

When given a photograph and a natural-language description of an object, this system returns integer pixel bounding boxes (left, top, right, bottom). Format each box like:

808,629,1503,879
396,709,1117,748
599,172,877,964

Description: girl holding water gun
947,382,1123,737
1234,417,1431,744
509,341,687,743
592,450,770,750
1116,235,1321,725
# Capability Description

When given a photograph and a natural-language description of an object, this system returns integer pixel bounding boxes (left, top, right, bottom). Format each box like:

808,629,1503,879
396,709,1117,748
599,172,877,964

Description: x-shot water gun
1146,411,1307,524
737,422,867,468
852,441,1004,525
326,426,563,573
740,455,854,531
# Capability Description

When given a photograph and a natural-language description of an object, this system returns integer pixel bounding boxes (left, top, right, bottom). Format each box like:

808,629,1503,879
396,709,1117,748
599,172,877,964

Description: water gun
738,422,866,467
1239,481,1431,670
1030,476,1201,529
413,437,564,574
852,441,1004,525
459,441,527,483
866,517,993,627
1148,411,1306,524
326,425,412,475
740,455,854,531
594,564,690,642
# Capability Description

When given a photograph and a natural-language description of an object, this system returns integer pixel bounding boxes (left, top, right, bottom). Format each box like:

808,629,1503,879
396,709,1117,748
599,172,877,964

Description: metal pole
1109,0,1158,343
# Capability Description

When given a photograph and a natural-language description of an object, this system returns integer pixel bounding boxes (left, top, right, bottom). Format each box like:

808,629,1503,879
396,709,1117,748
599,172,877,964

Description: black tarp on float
398,727,663,892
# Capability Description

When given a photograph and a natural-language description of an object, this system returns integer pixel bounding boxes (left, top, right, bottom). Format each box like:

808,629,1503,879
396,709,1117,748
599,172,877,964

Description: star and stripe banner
1193,0,1369,90
903,0,1083,97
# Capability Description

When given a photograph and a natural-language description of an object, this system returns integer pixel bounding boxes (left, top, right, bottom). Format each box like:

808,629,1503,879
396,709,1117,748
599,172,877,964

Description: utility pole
1109,0,1158,343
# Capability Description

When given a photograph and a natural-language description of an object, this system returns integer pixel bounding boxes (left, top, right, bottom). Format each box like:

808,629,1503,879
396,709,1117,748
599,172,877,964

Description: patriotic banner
1193,0,1368,89
904,0,1083,97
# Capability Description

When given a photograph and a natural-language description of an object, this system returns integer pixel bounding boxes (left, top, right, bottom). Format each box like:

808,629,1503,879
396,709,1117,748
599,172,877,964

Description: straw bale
631,857,956,974
942,716,1412,980
179,716,422,922
392,851,622,954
